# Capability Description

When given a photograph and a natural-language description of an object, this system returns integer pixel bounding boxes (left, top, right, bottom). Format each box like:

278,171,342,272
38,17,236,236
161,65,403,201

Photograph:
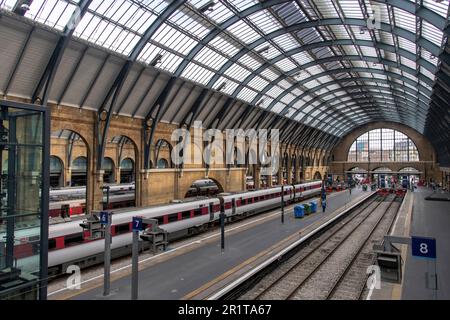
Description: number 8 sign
411,236,436,259
132,217,143,232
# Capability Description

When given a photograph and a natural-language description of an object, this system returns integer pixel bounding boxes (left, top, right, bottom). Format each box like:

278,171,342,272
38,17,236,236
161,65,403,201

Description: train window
194,208,202,217
115,223,130,235
157,216,164,225
182,211,191,219
64,233,84,247
48,239,56,250
168,213,178,223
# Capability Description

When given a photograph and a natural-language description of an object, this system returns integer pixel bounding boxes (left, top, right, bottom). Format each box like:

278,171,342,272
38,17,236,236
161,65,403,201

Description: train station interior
0,0,449,302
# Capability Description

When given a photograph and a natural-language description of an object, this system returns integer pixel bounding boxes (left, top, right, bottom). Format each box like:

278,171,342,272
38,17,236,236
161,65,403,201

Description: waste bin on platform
309,201,317,213
294,205,305,218
303,203,311,215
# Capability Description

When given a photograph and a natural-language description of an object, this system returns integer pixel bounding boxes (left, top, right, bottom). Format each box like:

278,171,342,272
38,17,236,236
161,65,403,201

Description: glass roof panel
4,0,448,137
275,58,297,72
189,0,234,23
260,68,279,81
152,23,198,55
237,87,258,103
339,0,364,19
422,21,444,46
248,9,282,34
224,63,252,82
182,62,215,85
226,19,261,44
273,34,301,52
209,34,240,56
423,0,449,17
394,7,416,34
194,47,228,70
254,42,282,59
212,77,239,95
168,8,212,39
247,76,270,91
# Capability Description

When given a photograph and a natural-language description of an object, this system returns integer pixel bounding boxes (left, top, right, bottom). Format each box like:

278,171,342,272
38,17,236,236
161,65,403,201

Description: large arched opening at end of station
50,129,89,218
185,178,224,199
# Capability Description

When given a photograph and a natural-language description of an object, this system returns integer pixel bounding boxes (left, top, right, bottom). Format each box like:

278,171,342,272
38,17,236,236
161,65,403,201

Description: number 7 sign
132,217,143,232
411,236,436,259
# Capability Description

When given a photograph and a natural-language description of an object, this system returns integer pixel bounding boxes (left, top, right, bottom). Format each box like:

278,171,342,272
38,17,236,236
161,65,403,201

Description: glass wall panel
0,103,48,300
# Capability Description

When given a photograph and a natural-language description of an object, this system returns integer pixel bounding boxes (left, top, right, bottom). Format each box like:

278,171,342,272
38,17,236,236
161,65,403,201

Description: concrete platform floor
369,187,450,300
402,187,450,300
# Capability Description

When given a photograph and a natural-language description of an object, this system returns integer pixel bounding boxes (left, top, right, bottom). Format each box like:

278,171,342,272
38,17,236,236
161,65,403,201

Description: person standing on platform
321,197,327,213
321,181,327,213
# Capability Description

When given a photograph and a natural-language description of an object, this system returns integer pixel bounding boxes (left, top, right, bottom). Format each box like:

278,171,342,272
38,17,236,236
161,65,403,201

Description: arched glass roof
0,0,449,157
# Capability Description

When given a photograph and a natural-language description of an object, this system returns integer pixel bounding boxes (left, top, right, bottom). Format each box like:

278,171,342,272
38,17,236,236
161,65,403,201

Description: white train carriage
221,185,295,217
24,180,325,273
293,180,322,199
49,183,135,199
49,192,135,217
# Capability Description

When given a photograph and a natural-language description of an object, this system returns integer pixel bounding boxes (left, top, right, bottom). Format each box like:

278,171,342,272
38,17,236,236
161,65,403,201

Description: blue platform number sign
100,211,109,225
411,236,436,259
132,217,143,232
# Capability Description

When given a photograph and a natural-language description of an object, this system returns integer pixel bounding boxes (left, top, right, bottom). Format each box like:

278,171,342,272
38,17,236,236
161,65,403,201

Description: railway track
239,194,402,300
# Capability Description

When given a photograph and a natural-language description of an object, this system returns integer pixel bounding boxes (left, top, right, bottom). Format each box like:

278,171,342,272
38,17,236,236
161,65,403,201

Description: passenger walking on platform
321,198,327,212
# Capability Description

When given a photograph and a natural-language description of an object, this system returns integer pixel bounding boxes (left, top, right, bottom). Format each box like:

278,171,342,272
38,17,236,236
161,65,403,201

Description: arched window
50,156,64,188
71,156,87,186
157,158,169,168
347,129,419,162
72,156,87,171
102,157,115,183
120,158,134,183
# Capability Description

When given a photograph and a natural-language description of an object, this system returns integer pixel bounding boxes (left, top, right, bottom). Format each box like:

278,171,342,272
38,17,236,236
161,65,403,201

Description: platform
369,187,450,300
50,188,369,300
402,187,450,299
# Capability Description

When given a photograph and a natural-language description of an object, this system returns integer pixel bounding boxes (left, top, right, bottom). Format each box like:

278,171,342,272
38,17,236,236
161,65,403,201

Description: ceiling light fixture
217,81,227,91
257,45,270,54
199,1,216,13
150,54,163,67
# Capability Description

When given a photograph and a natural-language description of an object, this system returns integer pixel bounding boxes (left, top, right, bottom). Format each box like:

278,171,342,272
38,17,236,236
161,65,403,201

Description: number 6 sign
411,236,436,259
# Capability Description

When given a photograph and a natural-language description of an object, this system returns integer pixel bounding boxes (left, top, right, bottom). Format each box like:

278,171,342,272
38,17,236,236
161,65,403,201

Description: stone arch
110,135,139,172
50,155,64,188
314,171,322,180
398,164,422,173
155,139,173,168
120,158,135,183
51,128,90,188
102,157,115,183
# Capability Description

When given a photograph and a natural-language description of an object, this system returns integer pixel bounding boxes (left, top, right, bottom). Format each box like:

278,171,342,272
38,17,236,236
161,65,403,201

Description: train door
209,202,215,221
